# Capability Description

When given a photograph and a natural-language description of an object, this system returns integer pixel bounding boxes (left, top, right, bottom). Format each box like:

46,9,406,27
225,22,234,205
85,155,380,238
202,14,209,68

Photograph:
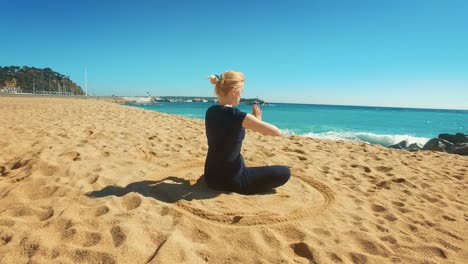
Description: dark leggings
231,165,291,195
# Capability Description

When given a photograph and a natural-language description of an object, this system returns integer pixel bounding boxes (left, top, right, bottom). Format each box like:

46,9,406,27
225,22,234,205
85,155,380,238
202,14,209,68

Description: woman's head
208,71,245,101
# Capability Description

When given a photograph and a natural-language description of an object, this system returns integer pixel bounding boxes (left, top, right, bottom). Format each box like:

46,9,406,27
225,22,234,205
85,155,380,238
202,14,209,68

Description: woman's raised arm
242,113,281,136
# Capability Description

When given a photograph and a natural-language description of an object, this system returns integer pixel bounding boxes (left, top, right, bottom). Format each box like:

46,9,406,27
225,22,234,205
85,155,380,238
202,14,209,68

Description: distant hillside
0,66,84,95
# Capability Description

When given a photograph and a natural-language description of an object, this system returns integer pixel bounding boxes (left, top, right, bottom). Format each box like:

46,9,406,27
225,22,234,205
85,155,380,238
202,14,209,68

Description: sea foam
280,129,430,147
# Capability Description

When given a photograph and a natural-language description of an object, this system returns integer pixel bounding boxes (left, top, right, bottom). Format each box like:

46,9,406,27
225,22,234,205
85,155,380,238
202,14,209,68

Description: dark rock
407,143,422,152
422,138,455,153
388,141,407,149
438,133,468,144
453,143,468,155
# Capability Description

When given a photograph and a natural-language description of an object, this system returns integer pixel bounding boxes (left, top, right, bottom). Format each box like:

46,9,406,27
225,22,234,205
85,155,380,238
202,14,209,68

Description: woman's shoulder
206,104,220,113
232,107,247,116
205,105,224,119
206,105,245,116
207,104,233,112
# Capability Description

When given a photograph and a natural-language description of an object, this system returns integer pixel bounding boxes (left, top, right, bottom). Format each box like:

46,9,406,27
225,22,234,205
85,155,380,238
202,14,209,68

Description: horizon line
2,93,467,111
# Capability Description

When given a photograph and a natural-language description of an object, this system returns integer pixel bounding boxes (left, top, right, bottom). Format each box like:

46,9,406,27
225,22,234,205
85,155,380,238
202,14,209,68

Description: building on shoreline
0,78,23,94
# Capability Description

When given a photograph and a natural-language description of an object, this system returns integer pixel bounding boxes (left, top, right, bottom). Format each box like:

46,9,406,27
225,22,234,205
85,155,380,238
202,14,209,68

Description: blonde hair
208,70,245,97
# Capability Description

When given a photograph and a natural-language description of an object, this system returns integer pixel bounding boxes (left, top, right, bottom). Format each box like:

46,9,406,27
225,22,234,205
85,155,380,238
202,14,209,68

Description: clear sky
1,0,467,109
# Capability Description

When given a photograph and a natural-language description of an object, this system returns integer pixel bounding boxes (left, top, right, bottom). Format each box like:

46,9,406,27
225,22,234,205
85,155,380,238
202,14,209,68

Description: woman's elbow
265,127,281,136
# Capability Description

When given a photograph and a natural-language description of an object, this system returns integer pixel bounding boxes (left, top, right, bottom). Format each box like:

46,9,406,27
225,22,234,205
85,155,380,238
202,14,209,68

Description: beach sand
0,97,466,264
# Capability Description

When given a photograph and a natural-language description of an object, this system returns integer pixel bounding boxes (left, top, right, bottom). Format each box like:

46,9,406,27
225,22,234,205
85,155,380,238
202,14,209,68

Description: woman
204,70,290,194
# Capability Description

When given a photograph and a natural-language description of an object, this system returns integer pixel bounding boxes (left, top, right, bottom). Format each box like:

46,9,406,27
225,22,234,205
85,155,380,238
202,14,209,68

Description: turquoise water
128,102,468,147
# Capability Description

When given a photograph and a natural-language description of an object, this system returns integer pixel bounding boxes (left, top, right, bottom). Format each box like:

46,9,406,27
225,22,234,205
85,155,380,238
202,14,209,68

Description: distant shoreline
1,93,467,111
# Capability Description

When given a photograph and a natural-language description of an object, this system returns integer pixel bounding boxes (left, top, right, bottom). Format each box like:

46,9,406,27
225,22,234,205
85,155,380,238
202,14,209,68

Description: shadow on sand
86,176,221,203
86,175,276,203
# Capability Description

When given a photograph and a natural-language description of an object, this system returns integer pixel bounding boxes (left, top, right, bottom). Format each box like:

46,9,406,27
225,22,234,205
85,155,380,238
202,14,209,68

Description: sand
0,97,466,264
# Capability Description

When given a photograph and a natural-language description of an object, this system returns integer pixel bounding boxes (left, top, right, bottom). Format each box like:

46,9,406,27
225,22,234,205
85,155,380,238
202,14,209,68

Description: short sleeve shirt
204,105,247,185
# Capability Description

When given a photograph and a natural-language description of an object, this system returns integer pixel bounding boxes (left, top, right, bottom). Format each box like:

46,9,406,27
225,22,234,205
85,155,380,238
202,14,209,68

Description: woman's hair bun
207,75,219,84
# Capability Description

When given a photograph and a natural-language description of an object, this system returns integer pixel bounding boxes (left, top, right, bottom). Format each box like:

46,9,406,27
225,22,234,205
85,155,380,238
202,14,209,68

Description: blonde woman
204,70,290,194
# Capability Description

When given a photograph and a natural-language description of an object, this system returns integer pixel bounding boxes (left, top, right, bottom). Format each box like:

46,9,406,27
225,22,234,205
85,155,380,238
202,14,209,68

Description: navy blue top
204,105,247,187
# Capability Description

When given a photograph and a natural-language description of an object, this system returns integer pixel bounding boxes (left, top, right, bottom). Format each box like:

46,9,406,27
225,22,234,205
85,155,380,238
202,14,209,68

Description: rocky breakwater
389,133,468,155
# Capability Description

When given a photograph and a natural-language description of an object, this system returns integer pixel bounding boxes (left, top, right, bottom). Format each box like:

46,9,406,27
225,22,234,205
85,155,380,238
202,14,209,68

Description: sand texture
0,97,467,264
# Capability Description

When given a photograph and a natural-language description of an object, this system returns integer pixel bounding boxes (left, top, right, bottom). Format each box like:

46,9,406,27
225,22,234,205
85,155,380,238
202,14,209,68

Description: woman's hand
252,104,262,120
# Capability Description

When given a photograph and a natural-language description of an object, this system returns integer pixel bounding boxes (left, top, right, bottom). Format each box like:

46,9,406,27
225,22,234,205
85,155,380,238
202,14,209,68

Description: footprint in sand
355,237,391,257
380,235,397,245
408,224,418,232
36,206,55,221
0,232,13,246
95,205,110,217
350,164,372,173
122,194,142,210
19,237,40,258
110,225,126,247
11,158,30,170
383,213,398,222
70,248,116,263
88,175,99,184
392,178,406,183
376,224,389,232
350,252,368,264
376,181,391,190
392,201,405,207
9,206,35,217
371,204,387,213
83,232,102,247
327,252,344,263
290,242,318,262
57,218,76,240
376,166,393,173
0,166,8,176
297,156,307,161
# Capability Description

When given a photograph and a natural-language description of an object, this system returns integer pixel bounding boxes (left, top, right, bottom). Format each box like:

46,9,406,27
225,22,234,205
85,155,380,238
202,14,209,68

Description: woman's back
204,105,247,187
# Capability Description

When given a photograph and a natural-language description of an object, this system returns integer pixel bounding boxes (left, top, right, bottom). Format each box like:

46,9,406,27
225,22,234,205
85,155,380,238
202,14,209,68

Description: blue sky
1,0,467,109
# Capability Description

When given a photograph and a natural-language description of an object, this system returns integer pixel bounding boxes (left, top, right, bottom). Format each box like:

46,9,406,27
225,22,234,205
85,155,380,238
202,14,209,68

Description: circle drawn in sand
172,172,334,226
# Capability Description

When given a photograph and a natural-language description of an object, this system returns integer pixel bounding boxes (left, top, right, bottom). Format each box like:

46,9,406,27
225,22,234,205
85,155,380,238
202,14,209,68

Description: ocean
127,102,468,147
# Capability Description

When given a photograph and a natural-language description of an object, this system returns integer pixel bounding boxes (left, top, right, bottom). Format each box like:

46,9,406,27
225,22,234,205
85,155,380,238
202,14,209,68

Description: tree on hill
0,66,85,95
